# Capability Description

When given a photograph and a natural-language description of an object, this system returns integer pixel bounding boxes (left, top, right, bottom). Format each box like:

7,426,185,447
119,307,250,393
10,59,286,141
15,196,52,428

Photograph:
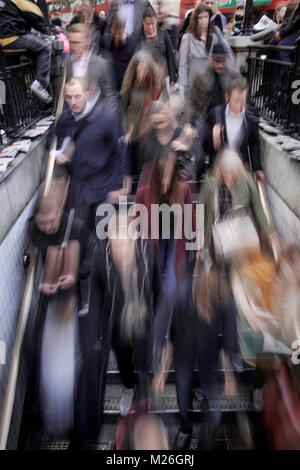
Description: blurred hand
55,152,71,165
107,190,122,204
196,249,203,262
275,32,281,41
269,232,281,260
171,140,188,152
213,124,222,151
57,273,76,290
182,123,196,142
253,170,265,184
39,283,58,295
224,374,238,400
152,372,167,395
124,125,134,146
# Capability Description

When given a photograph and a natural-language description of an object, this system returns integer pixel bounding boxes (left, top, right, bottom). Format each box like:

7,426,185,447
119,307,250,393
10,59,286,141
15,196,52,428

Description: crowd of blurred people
5,0,299,451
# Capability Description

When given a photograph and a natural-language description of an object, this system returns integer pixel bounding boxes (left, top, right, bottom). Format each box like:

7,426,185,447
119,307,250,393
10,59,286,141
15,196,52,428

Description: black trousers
173,294,239,435
112,324,150,401
4,34,51,88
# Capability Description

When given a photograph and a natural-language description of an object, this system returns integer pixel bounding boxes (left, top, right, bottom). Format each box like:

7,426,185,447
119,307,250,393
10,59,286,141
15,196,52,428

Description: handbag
42,209,80,290
212,205,260,262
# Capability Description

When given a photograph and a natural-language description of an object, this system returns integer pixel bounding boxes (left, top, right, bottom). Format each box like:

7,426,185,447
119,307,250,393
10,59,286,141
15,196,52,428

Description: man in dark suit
66,23,118,112
205,76,265,183
54,76,130,230
106,0,151,36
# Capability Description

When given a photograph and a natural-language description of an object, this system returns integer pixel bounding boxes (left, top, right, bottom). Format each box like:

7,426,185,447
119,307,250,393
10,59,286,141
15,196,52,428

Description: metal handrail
256,180,279,263
248,44,298,52
0,62,66,450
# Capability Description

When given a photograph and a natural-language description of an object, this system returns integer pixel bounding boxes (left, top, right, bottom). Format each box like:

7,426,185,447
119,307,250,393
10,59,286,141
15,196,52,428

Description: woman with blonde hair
199,148,275,263
198,0,227,32
68,0,104,44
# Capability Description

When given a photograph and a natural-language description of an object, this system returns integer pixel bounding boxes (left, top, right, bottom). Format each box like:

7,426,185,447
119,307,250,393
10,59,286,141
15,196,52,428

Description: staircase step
106,352,257,384
102,383,255,422
39,423,249,451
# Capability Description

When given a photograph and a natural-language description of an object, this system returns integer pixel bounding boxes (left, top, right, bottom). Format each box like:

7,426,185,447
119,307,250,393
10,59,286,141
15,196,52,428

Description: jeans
4,33,51,88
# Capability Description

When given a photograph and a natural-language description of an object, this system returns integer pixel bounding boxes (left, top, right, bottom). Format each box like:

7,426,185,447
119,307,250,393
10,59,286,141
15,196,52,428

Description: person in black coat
27,176,102,450
99,14,139,91
0,0,52,103
269,1,300,62
136,6,177,85
153,260,240,450
54,76,129,230
92,210,161,415
204,76,264,183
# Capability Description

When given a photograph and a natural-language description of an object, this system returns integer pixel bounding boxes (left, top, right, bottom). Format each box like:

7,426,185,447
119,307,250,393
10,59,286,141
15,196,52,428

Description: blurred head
67,23,92,60
143,6,158,40
99,9,106,20
201,0,217,13
150,100,173,134
35,178,69,234
122,50,165,95
64,77,89,114
73,0,93,22
274,3,287,22
226,77,249,115
110,14,126,46
213,148,247,188
190,4,211,36
197,9,210,30
51,16,62,27
211,43,227,73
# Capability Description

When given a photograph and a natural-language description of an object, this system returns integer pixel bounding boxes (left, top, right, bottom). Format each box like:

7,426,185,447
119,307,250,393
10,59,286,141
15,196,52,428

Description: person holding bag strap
199,148,275,266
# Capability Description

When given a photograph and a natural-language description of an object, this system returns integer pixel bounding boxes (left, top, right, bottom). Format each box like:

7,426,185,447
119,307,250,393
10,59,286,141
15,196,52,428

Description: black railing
0,39,63,140
247,43,300,140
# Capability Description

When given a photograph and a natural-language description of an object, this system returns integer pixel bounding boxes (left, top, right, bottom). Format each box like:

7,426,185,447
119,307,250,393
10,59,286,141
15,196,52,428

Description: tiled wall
267,184,300,244
0,188,41,449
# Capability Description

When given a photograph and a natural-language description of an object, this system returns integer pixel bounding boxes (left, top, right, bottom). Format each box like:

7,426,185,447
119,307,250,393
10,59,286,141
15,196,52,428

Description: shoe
30,80,52,104
173,430,192,450
119,387,135,416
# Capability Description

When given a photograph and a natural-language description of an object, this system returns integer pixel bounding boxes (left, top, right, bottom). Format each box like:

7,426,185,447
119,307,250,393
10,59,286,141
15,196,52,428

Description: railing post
287,40,300,136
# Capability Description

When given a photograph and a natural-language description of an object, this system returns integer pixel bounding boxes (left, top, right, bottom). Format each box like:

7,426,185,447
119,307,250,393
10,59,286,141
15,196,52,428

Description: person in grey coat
66,23,118,112
178,4,235,98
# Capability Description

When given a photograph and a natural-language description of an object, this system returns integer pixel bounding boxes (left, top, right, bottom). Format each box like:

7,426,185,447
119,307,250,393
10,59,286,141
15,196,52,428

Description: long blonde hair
213,148,248,188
